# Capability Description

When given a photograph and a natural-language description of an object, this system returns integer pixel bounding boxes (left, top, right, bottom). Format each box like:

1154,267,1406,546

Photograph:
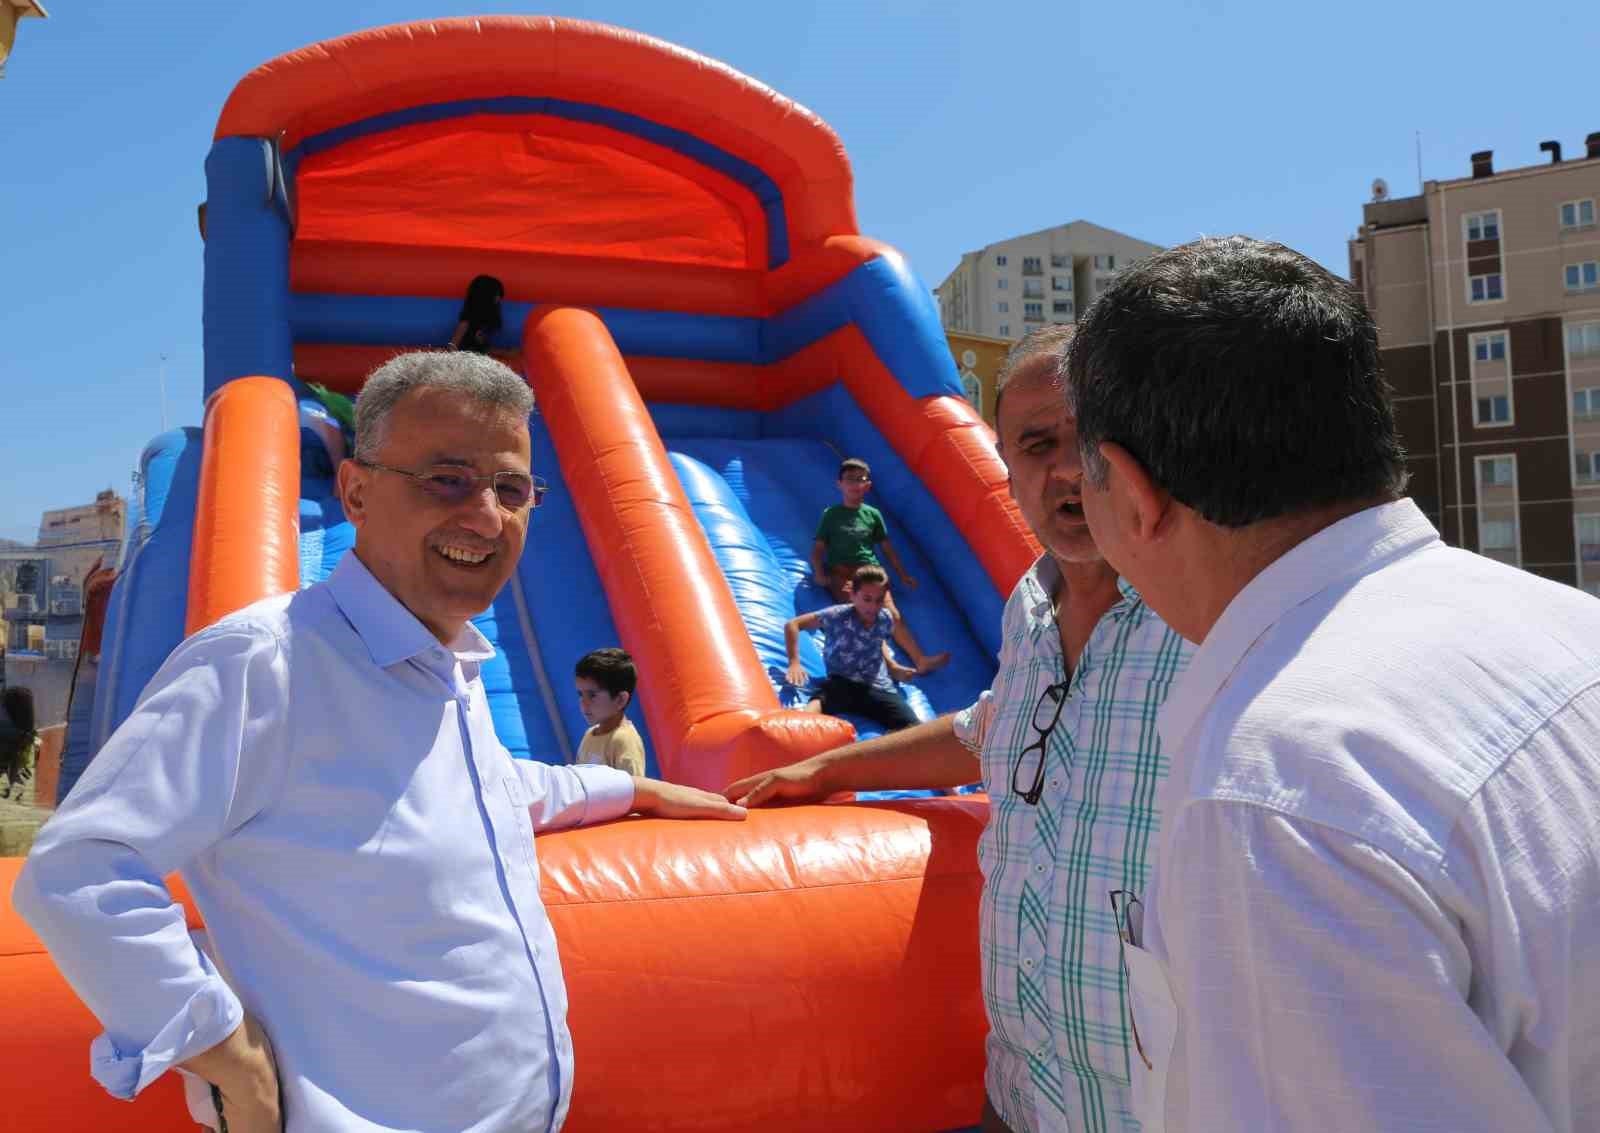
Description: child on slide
785,565,918,733
810,457,949,675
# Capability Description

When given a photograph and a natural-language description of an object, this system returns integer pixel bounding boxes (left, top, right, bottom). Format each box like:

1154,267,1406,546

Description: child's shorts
816,675,918,732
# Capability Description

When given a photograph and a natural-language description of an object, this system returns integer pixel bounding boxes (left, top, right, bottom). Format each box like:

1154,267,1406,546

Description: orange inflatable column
186,376,301,635
523,306,853,789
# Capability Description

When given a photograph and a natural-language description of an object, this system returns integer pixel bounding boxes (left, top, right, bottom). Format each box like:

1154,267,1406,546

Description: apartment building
1349,133,1600,592
936,220,1162,342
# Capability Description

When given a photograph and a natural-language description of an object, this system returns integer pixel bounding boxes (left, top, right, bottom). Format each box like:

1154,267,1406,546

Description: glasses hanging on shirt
1011,679,1069,805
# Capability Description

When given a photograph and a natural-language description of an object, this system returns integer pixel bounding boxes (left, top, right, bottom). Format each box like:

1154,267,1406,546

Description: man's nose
454,485,506,537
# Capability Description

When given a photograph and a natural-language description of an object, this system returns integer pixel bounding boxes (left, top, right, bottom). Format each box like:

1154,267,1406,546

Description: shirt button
1049,777,1062,791
1034,862,1047,875
1022,956,1036,971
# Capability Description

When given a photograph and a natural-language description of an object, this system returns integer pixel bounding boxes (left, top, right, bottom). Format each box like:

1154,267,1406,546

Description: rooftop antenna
1371,178,1390,203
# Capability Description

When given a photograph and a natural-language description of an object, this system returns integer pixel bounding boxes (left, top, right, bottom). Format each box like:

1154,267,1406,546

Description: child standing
785,565,919,732
573,648,646,776
449,274,504,354
810,457,949,675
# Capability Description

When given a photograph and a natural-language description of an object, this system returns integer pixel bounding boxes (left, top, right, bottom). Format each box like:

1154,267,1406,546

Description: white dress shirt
14,554,635,1132
1130,499,1600,1132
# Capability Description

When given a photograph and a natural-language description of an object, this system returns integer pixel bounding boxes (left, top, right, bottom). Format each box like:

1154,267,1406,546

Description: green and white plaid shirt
954,555,1191,1133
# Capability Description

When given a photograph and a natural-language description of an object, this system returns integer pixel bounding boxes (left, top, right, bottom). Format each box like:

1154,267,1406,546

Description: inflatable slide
4,18,1041,1131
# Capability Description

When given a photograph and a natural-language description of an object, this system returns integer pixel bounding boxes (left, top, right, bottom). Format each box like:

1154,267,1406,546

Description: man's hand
723,758,832,808
180,1014,282,1133
632,777,748,821
785,660,809,688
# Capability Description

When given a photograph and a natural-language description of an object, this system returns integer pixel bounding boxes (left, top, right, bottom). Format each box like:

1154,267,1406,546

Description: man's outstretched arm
723,714,977,807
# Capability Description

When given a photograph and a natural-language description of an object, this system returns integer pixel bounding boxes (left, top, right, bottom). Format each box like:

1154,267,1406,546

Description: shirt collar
1021,552,1145,630
326,553,495,669
1158,498,1438,754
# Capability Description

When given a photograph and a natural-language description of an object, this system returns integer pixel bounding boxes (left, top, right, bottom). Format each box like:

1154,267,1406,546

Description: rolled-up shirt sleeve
952,691,994,755
516,759,635,832
12,620,290,1099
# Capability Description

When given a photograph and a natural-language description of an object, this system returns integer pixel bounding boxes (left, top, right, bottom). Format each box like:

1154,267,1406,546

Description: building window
1565,262,1600,293
997,278,1008,290
1570,323,1600,358
1052,275,1072,292
997,301,1009,313
1022,280,1043,299
1052,300,1074,316
1481,455,1515,486
1022,256,1042,275
998,323,1010,337
1578,516,1600,563
1465,210,1501,241
1475,454,1519,566
1024,302,1044,320
995,255,1007,267
961,371,982,415
1050,254,1069,268
1561,200,1596,231
1469,273,1504,303
1479,519,1516,549
1470,331,1513,427
1092,254,1117,270
1574,388,1600,420
1578,452,1600,485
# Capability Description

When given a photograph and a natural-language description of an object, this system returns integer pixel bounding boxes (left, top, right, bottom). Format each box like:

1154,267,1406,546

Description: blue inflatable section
653,397,997,745
89,427,204,753
284,255,961,400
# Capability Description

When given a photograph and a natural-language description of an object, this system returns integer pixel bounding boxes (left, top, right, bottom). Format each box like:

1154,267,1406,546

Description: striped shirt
954,555,1191,1133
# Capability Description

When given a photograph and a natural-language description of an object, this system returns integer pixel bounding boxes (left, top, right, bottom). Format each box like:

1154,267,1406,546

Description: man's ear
1099,443,1172,542
336,458,369,532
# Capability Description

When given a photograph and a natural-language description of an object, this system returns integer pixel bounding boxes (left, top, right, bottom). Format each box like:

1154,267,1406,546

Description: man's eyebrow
425,455,474,467
1013,424,1058,446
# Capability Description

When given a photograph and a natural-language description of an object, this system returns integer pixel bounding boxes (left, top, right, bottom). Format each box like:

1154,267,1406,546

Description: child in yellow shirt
573,648,646,776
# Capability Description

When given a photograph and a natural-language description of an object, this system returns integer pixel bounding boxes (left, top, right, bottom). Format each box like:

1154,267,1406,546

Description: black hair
838,457,871,479
1065,235,1407,527
1,686,37,787
458,275,505,335
575,648,637,697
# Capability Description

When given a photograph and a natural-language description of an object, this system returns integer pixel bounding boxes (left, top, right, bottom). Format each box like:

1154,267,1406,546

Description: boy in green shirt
811,458,950,675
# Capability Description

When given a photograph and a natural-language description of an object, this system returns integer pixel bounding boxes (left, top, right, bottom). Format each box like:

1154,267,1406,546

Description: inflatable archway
6,18,1041,1131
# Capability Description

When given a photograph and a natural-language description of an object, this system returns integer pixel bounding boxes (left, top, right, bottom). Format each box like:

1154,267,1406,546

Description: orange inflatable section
185,376,302,635
3,801,988,1132
215,17,858,252
522,305,856,789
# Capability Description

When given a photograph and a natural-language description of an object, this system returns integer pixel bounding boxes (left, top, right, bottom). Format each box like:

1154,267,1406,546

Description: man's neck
1050,556,1122,669
1178,495,1393,643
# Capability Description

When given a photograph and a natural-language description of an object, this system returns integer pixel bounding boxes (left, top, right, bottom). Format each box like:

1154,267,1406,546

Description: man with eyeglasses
16,351,746,1133
725,325,1192,1133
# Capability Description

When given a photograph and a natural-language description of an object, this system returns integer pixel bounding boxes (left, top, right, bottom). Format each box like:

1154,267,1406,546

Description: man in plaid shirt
725,325,1192,1133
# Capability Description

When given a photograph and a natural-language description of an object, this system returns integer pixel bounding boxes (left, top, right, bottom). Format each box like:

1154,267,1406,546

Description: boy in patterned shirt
784,565,918,732
811,458,949,675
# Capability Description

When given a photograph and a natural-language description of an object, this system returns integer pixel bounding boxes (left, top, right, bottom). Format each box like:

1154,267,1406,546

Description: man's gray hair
994,324,1075,434
353,351,535,461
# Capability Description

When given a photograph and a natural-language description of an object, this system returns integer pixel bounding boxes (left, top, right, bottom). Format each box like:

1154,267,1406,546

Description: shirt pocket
1122,940,1179,1131
500,775,538,882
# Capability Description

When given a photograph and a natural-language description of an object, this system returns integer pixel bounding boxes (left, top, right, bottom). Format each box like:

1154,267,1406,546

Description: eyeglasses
356,459,549,512
1011,679,1069,804
1108,889,1153,1070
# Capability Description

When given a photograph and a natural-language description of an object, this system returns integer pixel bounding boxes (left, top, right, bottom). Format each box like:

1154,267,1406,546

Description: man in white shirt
14,351,745,1132
1066,235,1600,1132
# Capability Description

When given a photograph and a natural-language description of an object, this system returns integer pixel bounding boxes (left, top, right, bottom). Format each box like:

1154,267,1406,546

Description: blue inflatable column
204,136,293,396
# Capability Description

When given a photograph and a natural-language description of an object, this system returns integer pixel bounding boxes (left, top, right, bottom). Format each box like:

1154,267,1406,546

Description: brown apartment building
1350,133,1600,593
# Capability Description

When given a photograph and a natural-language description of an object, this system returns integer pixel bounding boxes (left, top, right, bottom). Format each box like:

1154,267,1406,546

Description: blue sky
2,1,1596,543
